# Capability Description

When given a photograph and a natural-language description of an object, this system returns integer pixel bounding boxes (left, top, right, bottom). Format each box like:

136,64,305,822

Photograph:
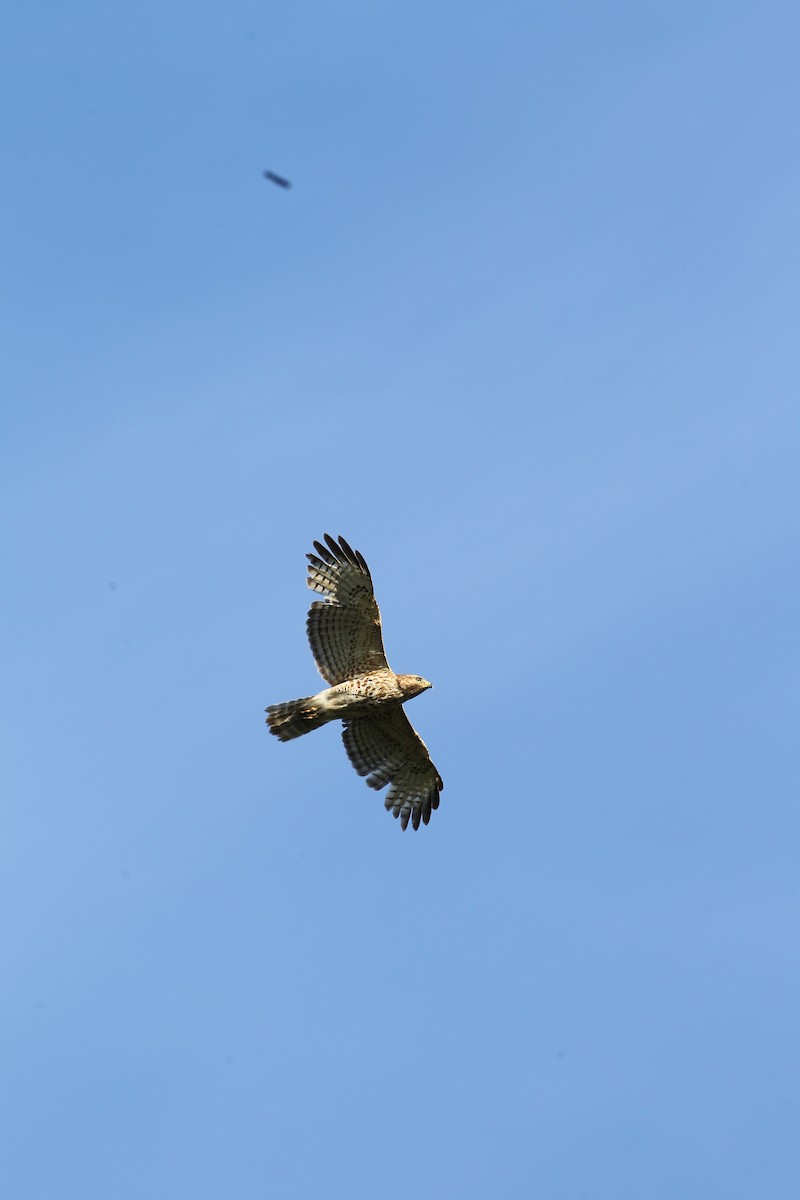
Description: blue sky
2,3,799,1196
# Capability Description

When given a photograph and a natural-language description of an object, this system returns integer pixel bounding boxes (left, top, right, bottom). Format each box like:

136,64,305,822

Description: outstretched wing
306,534,389,684
341,709,443,831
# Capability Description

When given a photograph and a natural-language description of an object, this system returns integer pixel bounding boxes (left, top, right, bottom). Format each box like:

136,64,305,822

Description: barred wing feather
342,709,443,831
306,534,388,684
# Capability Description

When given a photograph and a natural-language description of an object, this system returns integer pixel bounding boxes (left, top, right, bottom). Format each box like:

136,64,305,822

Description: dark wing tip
337,535,360,569
323,533,346,563
313,538,336,564
312,534,370,576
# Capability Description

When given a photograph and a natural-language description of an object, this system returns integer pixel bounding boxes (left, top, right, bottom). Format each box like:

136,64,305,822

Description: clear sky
2,3,799,1197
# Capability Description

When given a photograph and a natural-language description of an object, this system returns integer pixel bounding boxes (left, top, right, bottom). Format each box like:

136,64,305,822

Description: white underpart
314,686,352,716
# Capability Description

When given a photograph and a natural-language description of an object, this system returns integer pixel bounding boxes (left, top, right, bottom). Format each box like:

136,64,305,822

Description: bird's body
266,535,442,830
268,669,430,740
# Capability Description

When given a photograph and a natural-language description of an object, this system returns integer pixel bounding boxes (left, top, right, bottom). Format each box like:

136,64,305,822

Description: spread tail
265,697,327,742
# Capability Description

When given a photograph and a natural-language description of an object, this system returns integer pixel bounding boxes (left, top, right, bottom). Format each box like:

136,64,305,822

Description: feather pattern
266,534,443,831
342,710,443,831
306,536,388,684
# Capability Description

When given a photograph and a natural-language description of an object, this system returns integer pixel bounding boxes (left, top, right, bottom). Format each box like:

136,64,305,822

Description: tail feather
266,697,327,742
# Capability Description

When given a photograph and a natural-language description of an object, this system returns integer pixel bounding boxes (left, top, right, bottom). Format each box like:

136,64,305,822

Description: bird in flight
266,535,443,830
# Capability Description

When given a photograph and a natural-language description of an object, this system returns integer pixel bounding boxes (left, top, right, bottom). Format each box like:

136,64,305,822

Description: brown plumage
266,535,442,831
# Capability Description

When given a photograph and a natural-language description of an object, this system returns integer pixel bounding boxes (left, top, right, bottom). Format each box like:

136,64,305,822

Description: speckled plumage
265,534,442,831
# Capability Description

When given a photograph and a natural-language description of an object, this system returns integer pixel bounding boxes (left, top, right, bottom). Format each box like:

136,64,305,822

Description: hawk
266,534,443,831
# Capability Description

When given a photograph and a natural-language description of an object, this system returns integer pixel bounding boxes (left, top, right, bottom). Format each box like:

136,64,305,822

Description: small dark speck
35,999,45,1011
224,1053,235,1067
263,169,292,189
108,581,118,591
557,1048,566,1061
121,869,131,881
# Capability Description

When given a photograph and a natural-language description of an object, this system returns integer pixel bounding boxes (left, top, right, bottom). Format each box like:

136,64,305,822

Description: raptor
266,535,442,830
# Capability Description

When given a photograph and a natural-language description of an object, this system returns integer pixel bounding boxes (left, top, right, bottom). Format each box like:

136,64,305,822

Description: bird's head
398,674,433,700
